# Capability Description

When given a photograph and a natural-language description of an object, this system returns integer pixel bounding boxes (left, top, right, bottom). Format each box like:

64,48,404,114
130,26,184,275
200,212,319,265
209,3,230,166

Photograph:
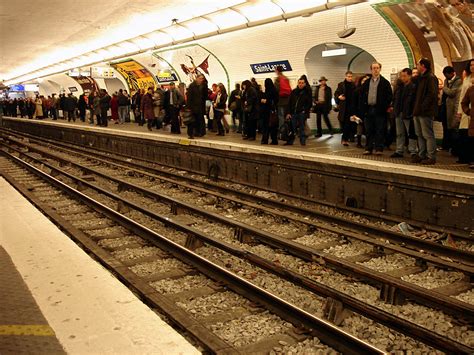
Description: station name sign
250,60,292,74
156,72,178,83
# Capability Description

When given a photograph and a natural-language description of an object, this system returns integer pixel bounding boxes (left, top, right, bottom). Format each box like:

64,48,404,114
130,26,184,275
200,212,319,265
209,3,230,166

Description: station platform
1,116,473,186
0,177,199,354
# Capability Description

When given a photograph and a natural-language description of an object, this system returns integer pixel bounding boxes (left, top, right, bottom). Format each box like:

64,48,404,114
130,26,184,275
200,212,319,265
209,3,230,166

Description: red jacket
110,96,119,120
141,93,154,120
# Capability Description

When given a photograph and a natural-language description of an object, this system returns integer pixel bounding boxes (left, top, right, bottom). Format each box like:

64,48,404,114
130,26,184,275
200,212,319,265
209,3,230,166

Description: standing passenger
229,83,243,133
165,82,184,134
456,59,474,165
78,93,87,122
214,83,228,136
335,71,355,146
186,74,205,139
390,68,417,158
314,76,333,137
260,78,279,145
117,89,129,124
99,89,111,127
360,62,393,155
460,75,474,169
242,80,258,141
412,58,439,164
110,93,119,124
441,66,462,152
285,77,313,146
141,87,155,131
274,66,292,130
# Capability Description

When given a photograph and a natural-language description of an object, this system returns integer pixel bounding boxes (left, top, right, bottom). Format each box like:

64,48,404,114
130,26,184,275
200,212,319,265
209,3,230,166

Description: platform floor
0,177,199,354
7,116,471,172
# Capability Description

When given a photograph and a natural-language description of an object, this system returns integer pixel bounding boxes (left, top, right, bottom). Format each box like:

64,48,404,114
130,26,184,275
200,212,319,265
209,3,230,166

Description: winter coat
214,93,228,111
64,96,77,111
286,86,313,116
359,76,393,117
93,97,100,115
186,81,203,115
457,75,473,129
334,80,355,121
413,70,438,118
117,93,129,107
99,94,111,110
229,89,242,112
110,96,119,120
141,93,154,120
460,85,474,137
243,86,258,115
443,75,462,128
393,81,416,120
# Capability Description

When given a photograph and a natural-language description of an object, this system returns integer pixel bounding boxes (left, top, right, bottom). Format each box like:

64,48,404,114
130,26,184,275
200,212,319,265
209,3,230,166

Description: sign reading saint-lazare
250,60,292,74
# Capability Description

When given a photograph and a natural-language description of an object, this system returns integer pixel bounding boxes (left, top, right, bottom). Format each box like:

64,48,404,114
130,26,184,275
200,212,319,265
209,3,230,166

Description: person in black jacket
242,80,258,141
335,71,356,146
78,94,87,122
260,78,279,145
165,82,184,134
213,83,228,136
359,62,393,154
314,76,333,137
285,77,313,146
229,83,243,133
98,89,111,127
411,58,439,164
391,68,417,158
186,75,205,139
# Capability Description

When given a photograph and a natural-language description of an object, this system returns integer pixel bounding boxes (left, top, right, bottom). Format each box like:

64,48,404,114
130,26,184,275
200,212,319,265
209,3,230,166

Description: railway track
2,127,471,241
1,133,473,353
0,154,382,355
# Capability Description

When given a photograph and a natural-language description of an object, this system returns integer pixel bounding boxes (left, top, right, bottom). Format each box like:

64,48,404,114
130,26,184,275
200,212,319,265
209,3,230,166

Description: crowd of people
1,57,473,168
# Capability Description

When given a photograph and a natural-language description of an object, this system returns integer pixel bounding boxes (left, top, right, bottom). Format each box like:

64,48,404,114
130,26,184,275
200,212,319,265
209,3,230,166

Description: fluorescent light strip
321,48,347,57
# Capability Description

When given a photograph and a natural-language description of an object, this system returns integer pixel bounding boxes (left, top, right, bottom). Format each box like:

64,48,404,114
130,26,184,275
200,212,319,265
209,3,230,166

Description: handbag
278,121,294,141
304,120,311,136
181,109,194,125
209,105,215,119
229,101,238,111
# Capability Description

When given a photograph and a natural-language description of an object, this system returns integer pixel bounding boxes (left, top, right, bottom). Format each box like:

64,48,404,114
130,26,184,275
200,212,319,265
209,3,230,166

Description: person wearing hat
314,76,333,137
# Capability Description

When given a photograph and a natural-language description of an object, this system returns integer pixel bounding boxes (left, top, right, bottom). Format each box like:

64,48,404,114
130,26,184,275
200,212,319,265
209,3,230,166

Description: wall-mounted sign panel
69,87,78,92
24,84,39,91
156,72,178,83
68,69,91,77
9,84,25,91
91,66,115,79
250,60,292,74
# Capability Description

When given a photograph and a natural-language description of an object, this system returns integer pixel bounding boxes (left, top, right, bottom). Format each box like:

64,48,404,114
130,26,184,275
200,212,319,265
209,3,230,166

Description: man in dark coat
359,62,393,154
165,82,184,134
64,94,77,122
335,71,355,146
140,87,155,131
285,77,313,146
314,76,333,137
99,89,111,127
391,68,417,158
186,75,205,139
412,58,439,164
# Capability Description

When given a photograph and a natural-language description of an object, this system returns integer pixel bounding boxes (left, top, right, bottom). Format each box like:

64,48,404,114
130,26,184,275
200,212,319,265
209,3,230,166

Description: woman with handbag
242,80,258,141
214,83,228,136
260,78,279,145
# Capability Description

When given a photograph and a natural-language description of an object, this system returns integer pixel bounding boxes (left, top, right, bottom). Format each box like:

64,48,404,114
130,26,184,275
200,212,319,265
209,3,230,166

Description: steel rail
0,150,384,355
3,137,473,273
2,146,474,354
2,127,470,241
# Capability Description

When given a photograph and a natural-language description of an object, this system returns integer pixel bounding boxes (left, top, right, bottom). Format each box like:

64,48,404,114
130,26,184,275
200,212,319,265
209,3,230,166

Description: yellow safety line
0,325,55,336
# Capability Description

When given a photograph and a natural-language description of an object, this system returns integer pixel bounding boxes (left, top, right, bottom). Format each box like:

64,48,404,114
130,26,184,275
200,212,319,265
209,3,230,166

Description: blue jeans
288,113,306,145
278,106,286,129
364,107,386,151
395,114,418,155
414,116,436,160
118,106,128,123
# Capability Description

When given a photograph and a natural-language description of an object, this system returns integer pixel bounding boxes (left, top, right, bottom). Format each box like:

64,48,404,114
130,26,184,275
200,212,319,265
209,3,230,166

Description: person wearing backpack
285,77,313,146
275,65,291,130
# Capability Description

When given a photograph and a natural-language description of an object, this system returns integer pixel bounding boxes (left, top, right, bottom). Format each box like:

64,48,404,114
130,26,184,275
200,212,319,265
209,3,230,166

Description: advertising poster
153,44,229,92
110,59,157,91
376,1,473,75
70,76,100,94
